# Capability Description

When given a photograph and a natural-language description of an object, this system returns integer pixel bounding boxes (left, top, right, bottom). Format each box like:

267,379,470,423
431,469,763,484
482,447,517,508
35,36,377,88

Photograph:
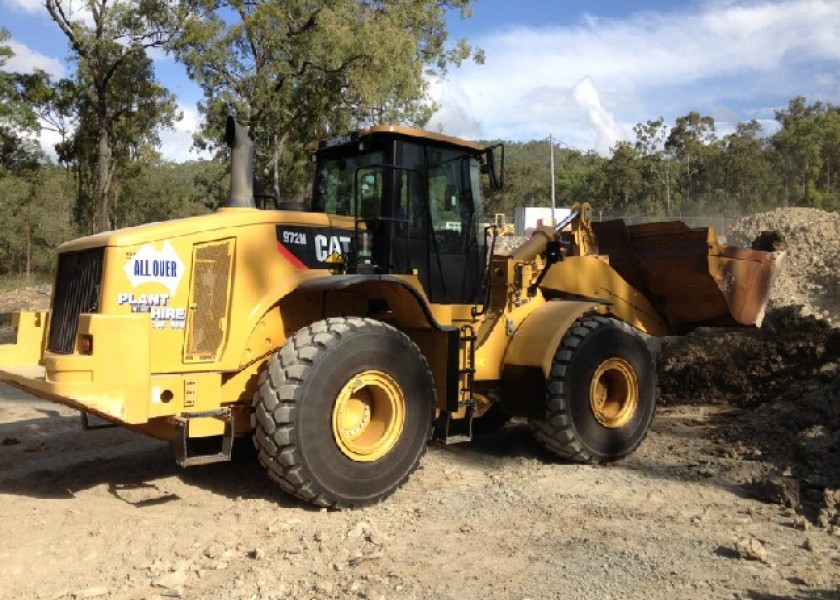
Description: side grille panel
48,248,104,354
184,239,234,362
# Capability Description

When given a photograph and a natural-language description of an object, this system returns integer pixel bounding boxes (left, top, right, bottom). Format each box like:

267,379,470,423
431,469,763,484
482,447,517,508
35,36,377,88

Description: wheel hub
332,370,405,462
589,358,638,428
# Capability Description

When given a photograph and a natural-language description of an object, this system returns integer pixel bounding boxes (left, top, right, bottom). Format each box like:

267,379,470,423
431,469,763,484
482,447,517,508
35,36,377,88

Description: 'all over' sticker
124,240,185,295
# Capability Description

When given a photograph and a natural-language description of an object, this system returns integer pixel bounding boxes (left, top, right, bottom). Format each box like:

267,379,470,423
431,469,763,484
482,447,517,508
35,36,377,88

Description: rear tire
531,316,656,463
252,317,435,508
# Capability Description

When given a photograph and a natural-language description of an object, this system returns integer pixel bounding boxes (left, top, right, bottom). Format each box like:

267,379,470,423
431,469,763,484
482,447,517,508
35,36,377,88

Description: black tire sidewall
564,324,655,461
294,325,434,503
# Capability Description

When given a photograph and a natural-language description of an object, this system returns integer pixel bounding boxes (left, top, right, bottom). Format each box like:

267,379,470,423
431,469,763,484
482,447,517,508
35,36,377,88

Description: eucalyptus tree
770,97,840,207
665,111,717,206
602,141,643,213
173,0,482,203
632,118,675,213
45,0,183,232
714,120,777,212
0,28,45,175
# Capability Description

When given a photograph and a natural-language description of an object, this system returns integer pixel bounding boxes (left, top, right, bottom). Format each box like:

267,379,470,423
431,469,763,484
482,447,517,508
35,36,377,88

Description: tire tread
252,317,433,509
532,316,656,464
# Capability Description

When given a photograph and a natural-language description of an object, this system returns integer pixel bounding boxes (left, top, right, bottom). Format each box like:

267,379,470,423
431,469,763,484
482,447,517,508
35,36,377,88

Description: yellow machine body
0,127,782,460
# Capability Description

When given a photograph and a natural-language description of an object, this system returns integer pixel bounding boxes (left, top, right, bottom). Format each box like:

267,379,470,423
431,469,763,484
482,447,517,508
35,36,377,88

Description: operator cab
309,126,502,305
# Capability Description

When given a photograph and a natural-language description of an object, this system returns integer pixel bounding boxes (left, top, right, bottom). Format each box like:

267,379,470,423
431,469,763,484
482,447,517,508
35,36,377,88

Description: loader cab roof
306,125,485,155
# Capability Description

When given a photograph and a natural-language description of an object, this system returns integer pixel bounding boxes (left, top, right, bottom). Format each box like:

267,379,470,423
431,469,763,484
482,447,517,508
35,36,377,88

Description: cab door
424,148,485,304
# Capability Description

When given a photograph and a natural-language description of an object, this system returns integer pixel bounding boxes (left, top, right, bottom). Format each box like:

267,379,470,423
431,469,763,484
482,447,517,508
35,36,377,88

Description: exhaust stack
225,116,255,208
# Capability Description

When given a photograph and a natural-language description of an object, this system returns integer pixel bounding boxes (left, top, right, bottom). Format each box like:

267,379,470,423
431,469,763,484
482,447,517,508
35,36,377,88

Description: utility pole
549,134,556,225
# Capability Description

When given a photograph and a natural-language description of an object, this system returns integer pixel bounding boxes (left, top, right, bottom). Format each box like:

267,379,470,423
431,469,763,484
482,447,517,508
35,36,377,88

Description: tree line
488,97,840,219
1,1,838,278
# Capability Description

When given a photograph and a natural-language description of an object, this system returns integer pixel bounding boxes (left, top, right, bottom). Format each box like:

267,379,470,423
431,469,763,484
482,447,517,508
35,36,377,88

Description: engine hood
57,208,355,253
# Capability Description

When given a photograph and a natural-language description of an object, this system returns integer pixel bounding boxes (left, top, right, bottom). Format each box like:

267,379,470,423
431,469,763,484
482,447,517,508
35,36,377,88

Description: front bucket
592,220,784,334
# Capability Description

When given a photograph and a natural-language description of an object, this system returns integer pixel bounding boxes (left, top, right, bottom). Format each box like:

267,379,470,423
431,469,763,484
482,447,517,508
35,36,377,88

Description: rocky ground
1,208,839,599
0,284,50,313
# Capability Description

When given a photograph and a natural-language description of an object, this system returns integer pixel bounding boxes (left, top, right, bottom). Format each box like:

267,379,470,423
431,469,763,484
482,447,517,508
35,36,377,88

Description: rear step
174,409,234,467
434,325,477,444
434,408,474,444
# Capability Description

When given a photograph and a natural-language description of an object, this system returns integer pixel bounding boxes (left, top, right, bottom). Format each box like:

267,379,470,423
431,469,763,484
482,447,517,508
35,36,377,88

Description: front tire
531,316,656,463
252,317,435,508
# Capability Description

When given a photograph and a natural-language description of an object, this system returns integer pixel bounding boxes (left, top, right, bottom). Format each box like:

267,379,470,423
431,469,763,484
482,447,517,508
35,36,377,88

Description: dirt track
2,207,840,599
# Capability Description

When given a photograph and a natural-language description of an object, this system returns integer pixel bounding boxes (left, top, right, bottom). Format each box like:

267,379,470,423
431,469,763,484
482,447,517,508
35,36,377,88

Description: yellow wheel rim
332,370,405,462
589,358,638,428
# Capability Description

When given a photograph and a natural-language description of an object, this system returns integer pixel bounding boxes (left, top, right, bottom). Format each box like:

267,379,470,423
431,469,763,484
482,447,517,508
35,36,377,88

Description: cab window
427,149,482,253
312,148,385,216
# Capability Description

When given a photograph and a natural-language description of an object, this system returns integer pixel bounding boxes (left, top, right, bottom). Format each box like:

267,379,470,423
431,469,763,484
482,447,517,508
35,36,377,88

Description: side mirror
483,144,504,191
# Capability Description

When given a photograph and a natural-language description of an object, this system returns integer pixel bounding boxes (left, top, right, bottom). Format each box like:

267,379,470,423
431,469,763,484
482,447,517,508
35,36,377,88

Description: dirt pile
728,206,840,324
658,308,839,405
660,207,840,524
658,311,840,523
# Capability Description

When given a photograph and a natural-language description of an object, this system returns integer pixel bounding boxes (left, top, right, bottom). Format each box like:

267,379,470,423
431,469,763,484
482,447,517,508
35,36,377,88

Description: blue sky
3,0,840,160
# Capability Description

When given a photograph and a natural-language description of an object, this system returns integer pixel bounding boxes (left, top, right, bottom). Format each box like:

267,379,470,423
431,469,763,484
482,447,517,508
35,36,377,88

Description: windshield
311,145,385,216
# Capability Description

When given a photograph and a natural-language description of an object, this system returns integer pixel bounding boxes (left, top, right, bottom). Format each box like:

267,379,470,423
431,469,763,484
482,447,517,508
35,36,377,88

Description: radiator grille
185,240,233,361
48,248,104,354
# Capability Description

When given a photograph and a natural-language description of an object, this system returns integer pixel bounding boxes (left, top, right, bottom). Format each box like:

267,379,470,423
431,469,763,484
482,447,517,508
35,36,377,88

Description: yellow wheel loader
0,119,783,508
489,212,514,235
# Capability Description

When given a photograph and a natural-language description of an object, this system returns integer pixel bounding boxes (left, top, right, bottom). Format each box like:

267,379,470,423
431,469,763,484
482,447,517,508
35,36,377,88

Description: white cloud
2,40,64,78
157,105,211,163
572,78,624,155
36,123,65,161
426,79,483,139
5,0,97,27
430,0,840,154
2,0,43,14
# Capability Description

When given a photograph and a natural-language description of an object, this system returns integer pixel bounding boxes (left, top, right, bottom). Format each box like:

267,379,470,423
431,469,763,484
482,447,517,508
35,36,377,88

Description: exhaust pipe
225,116,255,208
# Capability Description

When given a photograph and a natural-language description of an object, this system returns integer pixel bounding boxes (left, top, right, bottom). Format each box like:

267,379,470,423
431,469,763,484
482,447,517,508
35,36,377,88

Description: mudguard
500,299,602,418
504,299,602,378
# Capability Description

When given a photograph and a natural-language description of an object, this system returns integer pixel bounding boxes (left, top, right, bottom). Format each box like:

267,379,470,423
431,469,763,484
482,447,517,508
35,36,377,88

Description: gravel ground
2,392,839,600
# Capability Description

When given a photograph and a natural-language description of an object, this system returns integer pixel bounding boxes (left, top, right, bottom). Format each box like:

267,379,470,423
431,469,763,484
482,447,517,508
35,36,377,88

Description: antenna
549,134,556,225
